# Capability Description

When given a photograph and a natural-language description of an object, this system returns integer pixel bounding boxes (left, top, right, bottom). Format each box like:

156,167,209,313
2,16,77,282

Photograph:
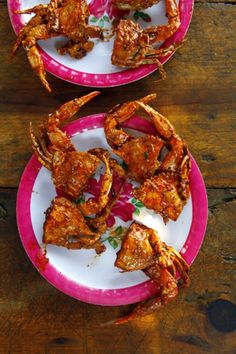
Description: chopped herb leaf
84,216,92,220
98,18,104,28
74,195,85,204
140,12,152,22
121,161,128,171
134,207,140,216
135,201,144,208
131,198,144,208
103,15,110,22
115,226,123,236
90,16,98,23
108,237,119,249
133,11,139,21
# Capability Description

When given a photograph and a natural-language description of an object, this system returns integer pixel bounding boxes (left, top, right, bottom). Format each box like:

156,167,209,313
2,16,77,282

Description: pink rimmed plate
8,0,193,88
16,114,207,306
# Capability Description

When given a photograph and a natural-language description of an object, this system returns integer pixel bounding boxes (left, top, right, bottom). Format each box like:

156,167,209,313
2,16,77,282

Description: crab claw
47,91,101,130
41,91,101,151
104,93,156,148
30,91,100,171
136,101,174,140
79,148,113,215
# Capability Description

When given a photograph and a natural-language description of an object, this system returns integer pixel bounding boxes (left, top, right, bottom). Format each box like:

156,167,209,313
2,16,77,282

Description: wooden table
0,0,236,352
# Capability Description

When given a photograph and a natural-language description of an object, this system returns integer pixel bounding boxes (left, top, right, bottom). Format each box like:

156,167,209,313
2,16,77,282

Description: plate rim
16,114,208,306
8,0,194,87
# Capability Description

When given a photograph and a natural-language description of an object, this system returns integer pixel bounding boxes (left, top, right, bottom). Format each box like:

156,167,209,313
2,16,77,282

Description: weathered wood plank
0,188,236,353
1,0,236,352
1,3,236,188
1,3,235,108
1,102,236,188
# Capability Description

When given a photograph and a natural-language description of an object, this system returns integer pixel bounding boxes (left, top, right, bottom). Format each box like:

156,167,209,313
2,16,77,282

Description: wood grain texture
0,188,236,354
1,0,236,353
0,2,236,187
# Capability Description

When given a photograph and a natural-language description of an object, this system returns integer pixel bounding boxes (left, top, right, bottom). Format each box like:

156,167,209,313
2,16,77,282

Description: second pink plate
8,0,194,87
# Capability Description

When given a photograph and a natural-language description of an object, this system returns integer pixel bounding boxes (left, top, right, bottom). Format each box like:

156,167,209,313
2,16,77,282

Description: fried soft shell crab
104,93,191,222
112,0,182,75
12,0,103,91
114,222,189,324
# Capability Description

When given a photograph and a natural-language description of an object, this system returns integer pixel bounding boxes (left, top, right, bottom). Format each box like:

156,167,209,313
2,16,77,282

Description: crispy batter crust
114,135,164,183
43,197,105,253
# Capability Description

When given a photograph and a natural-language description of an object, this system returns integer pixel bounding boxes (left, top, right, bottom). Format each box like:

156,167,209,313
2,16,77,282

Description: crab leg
144,0,180,44
15,0,60,15
20,24,54,92
11,14,45,58
172,252,190,287
15,4,48,15
80,148,128,217
179,154,191,200
160,134,187,171
115,268,179,324
142,41,184,64
30,123,52,169
115,0,161,10
87,162,127,235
